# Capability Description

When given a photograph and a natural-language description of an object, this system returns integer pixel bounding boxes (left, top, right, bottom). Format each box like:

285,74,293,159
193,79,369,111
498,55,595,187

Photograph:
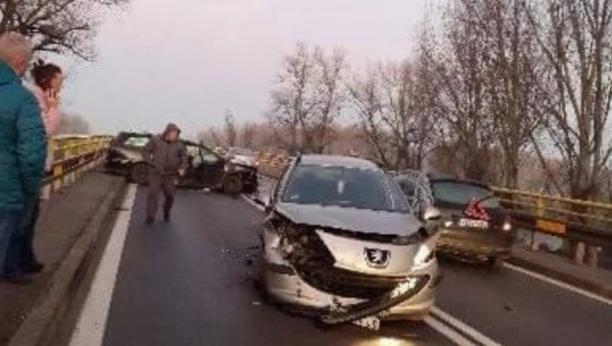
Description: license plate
352,316,380,331
458,218,489,228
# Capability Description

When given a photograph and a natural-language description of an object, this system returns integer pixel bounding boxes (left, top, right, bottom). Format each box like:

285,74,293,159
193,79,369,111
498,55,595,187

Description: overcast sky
61,0,433,137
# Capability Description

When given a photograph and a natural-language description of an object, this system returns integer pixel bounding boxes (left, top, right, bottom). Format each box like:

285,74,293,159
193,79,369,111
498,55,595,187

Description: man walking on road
143,123,187,225
0,33,46,284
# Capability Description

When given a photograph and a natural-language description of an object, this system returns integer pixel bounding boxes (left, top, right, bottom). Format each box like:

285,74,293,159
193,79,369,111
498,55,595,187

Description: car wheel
130,163,149,185
487,256,504,269
223,174,243,195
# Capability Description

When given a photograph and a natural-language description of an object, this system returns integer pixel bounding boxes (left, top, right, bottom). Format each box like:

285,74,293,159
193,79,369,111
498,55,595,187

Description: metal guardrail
40,135,112,199
493,188,612,249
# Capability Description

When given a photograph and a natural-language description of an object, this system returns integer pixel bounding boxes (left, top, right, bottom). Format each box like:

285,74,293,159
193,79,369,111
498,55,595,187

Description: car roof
114,132,210,150
297,155,380,170
428,173,491,190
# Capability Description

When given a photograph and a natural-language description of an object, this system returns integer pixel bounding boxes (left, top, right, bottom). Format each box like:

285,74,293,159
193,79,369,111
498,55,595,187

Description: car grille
298,266,427,299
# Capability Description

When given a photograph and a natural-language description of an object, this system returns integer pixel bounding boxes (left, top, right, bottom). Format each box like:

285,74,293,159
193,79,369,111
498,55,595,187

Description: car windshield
431,181,500,209
122,136,150,148
281,164,410,213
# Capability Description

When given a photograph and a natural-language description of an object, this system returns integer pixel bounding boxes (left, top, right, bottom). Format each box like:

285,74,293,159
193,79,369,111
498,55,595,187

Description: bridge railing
494,188,612,259
40,135,112,199
253,152,612,267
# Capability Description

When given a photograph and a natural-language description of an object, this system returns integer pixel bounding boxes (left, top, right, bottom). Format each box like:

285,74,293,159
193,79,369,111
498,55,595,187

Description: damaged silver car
258,155,441,328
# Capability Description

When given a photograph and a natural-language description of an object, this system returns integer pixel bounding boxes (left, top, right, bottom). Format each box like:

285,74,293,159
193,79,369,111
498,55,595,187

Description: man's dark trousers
20,195,41,270
147,173,177,221
0,209,24,278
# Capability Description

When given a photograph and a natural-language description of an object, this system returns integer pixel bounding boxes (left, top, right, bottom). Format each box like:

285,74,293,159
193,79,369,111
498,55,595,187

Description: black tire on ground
130,163,150,185
487,256,504,269
223,174,243,195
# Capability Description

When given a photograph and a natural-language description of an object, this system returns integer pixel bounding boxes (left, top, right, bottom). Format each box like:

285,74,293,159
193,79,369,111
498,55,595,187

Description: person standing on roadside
0,33,46,284
143,123,187,225
17,60,64,274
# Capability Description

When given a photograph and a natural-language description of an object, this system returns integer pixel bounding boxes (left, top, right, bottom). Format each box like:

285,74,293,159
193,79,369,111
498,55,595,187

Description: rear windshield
431,181,500,209
282,164,409,213
121,136,150,148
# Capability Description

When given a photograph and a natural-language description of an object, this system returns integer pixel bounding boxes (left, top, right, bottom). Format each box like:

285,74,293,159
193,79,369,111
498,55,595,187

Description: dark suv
429,177,515,267
104,132,258,194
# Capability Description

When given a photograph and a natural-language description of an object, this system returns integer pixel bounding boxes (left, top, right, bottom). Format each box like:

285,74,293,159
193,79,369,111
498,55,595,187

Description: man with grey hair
0,32,46,284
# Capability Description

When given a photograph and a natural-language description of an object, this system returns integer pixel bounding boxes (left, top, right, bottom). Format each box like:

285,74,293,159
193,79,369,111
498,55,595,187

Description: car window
395,171,435,212
431,181,500,208
185,145,202,167
281,164,409,213
200,147,220,164
123,136,150,148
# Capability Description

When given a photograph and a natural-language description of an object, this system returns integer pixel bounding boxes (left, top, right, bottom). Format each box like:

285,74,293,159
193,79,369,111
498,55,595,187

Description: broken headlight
413,243,435,270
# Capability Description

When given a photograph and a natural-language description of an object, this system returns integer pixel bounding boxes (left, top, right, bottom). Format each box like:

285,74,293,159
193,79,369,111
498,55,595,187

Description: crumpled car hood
275,202,422,236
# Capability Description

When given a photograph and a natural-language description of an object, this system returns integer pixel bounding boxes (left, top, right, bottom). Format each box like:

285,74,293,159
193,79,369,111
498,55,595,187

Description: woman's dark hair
31,59,62,91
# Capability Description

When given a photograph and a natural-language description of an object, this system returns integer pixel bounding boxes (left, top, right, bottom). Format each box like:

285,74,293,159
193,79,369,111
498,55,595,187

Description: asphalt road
437,259,612,346
100,188,454,346
71,184,612,346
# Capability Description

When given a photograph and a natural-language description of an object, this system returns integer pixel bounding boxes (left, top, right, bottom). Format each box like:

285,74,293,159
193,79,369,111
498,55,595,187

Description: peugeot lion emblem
364,248,391,268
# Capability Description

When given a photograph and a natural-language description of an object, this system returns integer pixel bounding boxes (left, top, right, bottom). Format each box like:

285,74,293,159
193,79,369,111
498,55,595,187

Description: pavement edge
7,180,128,346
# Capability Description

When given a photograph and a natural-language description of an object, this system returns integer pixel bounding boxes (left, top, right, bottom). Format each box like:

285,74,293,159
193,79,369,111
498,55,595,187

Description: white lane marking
431,307,503,346
241,194,265,211
503,263,612,306
68,184,138,346
424,316,479,346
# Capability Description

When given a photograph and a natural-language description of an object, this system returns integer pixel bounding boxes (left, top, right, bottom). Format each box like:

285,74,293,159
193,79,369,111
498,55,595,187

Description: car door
198,145,225,188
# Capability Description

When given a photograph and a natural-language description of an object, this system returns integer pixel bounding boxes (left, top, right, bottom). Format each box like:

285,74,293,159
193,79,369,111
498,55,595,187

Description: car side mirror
423,206,441,222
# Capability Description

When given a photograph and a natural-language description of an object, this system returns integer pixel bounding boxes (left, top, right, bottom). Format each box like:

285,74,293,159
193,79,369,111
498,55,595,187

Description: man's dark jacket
142,123,188,176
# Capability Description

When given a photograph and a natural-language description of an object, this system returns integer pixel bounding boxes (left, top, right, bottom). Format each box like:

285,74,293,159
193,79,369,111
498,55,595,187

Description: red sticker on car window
464,197,490,221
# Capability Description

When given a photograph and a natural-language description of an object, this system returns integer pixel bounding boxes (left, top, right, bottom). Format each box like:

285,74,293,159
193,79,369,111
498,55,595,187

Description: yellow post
53,165,63,192
535,195,545,217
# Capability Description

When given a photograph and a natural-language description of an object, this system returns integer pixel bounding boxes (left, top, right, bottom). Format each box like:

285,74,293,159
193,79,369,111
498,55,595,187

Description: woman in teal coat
0,33,46,284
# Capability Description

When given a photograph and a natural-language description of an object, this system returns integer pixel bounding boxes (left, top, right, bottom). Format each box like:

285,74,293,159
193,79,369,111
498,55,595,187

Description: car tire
223,174,243,195
487,256,504,269
130,163,149,185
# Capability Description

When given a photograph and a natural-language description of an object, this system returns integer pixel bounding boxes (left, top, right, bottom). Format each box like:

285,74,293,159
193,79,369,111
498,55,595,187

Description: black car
105,132,258,194
395,171,515,267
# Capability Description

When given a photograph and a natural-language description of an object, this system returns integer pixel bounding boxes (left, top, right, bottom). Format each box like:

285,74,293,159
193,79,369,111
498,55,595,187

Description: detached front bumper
437,228,514,259
262,256,439,322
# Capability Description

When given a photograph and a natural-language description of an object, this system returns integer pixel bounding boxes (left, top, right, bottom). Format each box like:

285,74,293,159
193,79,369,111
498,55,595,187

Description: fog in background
60,0,432,137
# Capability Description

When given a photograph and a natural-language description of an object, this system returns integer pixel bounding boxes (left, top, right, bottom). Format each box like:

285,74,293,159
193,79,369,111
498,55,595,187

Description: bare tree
523,0,612,265
421,6,497,182
239,121,256,148
0,0,128,60
348,57,439,170
198,126,224,148
348,67,394,168
224,110,237,148
267,42,346,154
525,0,612,200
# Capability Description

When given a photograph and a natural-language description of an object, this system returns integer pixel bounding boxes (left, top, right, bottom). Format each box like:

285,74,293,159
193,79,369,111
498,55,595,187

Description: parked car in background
394,172,515,267
259,155,441,328
104,132,258,194
429,175,515,267
226,147,258,168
